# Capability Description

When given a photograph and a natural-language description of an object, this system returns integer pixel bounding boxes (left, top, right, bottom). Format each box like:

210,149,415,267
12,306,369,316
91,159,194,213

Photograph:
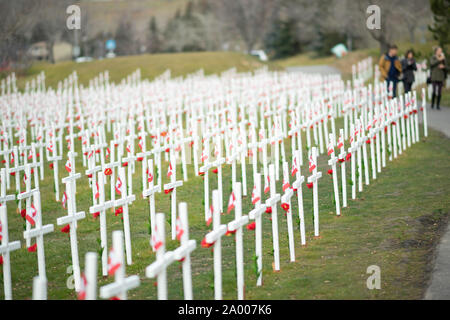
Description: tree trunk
47,40,55,64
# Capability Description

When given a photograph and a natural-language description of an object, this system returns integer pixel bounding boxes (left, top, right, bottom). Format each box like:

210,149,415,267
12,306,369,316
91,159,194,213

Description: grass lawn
16,51,277,91
1,121,449,300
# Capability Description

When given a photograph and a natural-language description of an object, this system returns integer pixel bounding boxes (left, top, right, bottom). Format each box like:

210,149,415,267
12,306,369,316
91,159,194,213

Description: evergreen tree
148,16,162,53
264,19,301,59
429,0,450,48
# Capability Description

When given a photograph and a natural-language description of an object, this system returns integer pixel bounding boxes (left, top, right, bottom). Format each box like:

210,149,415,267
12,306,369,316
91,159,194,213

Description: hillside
78,0,189,39
19,51,273,89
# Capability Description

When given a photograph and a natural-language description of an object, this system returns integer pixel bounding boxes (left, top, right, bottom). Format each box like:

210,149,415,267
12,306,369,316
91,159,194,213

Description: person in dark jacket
378,44,402,98
430,46,448,110
401,50,417,94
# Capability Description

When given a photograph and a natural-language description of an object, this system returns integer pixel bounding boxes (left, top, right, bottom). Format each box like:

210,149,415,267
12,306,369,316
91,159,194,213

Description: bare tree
0,0,41,66
401,0,432,44
214,0,280,52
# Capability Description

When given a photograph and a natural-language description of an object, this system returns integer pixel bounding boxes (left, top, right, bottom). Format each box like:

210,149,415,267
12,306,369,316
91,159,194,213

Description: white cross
164,150,183,240
281,162,295,262
89,171,115,276
145,213,176,300
100,231,140,300
0,168,21,300
248,173,267,286
57,172,86,291
292,149,306,246
265,164,281,271
80,252,98,300
114,167,135,265
173,202,196,300
307,147,322,237
17,164,37,247
327,134,341,216
204,189,227,300
23,190,55,279
227,182,249,300
143,159,160,236
32,276,47,300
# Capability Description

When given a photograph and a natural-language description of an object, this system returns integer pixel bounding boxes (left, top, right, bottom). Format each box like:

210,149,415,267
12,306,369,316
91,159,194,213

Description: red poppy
366,139,371,144
404,115,408,119
338,158,345,163
49,163,54,169
281,203,290,212
346,153,351,161
198,171,205,176
1,160,5,164
95,149,100,154
164,188,174,194
165,148,170,153
178,257,185,262
137,157,144,162
307,183,313,189
87,173,93,178
115,207,123,216
225,228,236,236
104,168,112,176
110,297,120,300
122,162,128,167
28,243,37,252
212,168,218,174
201,237,214,248
246,222,256,230
0,256,3,265
327,169,333,175
61,224,70,233
92,212,100,218
10,172,15,176
384,127,388,133
20,208,26,218
265,207,272,214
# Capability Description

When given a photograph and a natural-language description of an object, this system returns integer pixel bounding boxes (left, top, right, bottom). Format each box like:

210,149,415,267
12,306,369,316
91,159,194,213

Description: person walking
430,46,448,110
401,49,417,94
379,44,402,98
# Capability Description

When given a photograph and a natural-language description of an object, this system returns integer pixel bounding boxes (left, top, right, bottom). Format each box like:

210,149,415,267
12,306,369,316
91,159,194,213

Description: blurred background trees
0,0,439,72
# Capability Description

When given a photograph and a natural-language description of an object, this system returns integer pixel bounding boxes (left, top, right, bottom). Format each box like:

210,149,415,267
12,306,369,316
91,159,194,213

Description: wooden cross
307,147,322,237
0,168,21,300
173,202,196,300
227,182,249,300
145,212,176,300
265,164,281,271
100,231,140,300
23,190,54,279
57,171,86,291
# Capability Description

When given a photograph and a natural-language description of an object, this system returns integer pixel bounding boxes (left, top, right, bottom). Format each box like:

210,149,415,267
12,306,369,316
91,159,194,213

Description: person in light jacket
401,50,417,94
430,46,448,110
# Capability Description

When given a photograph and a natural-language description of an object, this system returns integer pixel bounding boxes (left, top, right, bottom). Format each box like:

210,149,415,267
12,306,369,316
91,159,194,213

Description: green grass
1,121,449,300
17,51,276,91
